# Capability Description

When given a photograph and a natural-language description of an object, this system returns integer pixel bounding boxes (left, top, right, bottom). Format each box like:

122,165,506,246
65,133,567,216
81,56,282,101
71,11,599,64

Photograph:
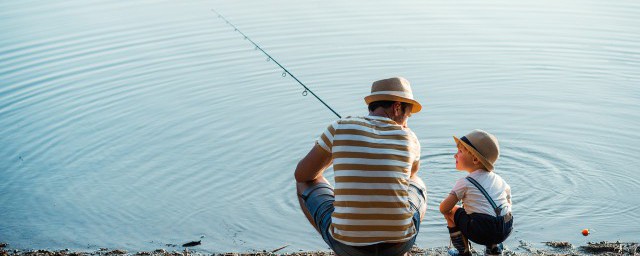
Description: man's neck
369,109,391,119
369,110,406,127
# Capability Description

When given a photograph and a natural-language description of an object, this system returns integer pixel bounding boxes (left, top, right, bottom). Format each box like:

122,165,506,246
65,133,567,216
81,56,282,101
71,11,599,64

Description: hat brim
364,95,422,113
453,136,494,171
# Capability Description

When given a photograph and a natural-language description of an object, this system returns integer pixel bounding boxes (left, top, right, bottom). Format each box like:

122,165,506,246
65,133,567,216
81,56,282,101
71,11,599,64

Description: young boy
440,130,513,256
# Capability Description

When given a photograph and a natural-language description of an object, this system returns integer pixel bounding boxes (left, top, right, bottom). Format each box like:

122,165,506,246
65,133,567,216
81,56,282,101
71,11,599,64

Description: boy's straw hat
453,130,500,171
364,77,422,113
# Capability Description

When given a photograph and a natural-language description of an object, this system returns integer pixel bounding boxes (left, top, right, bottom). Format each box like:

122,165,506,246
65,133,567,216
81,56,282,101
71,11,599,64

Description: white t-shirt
451,169,512,216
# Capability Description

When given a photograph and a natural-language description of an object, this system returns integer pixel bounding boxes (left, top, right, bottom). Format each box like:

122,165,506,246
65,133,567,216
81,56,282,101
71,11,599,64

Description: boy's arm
439,193,460,215
294,144,333,182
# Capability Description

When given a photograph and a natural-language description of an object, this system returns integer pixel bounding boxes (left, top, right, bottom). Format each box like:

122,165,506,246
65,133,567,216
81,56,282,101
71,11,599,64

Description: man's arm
410,160,420,179
294,144,332,182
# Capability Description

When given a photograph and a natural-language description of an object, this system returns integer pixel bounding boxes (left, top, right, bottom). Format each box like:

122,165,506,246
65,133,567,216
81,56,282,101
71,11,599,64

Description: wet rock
0,243,6,248
409,245,425,254
585,241,640,255
107,249,127,255
581,241,622,253
181,241,200,247
35,249,53,255
544,241,572,248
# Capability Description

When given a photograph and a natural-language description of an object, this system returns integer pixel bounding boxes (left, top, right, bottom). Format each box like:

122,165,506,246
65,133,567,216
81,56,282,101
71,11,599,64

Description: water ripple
1,0,639,252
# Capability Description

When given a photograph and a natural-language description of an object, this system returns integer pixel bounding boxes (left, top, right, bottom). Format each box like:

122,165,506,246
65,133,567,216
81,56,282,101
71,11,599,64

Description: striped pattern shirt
316,115,421,246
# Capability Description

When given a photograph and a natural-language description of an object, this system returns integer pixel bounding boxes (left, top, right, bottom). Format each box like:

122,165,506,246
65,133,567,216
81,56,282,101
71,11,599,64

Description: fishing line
211,9,342,118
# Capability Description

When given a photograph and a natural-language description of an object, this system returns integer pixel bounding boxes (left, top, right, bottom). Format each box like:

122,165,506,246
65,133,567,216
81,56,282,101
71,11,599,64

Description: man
295,77,427,256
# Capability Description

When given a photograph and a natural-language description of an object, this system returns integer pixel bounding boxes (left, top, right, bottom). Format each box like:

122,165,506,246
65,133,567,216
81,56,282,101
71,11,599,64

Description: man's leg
296,176,330,233
409,175,427,221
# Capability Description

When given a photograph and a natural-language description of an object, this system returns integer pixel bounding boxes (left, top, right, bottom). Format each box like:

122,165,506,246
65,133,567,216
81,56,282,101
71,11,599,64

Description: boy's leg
485,243,503,256
443,206,471,256
443,205,459,227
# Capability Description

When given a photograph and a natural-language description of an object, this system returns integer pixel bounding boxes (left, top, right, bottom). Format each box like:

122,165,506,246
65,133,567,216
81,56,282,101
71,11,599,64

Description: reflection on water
1,0,639,253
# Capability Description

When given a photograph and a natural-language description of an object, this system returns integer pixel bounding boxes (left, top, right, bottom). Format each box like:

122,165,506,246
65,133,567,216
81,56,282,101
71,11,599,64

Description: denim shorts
300,181,427,256
454,207,513,246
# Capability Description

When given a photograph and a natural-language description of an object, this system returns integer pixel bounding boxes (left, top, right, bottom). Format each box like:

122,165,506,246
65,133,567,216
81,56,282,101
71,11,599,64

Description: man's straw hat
453,130,500,171
364,77,422,113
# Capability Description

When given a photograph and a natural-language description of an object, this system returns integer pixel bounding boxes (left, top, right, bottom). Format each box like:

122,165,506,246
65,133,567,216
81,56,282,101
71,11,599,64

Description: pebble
181,241,200,247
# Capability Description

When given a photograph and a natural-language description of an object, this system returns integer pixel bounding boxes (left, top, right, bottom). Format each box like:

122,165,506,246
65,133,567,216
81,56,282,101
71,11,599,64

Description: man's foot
448,227,471,256
485,243,503,256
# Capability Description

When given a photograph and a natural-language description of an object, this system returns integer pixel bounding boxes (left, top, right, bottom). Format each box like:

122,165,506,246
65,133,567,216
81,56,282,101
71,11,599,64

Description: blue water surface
1,0,639,253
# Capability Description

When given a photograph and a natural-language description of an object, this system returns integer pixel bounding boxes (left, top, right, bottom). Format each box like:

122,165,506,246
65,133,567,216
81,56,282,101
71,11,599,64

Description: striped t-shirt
316,115,421,246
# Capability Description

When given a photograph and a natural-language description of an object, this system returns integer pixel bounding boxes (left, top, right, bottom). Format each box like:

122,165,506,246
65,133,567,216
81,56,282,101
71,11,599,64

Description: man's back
316,115,421,246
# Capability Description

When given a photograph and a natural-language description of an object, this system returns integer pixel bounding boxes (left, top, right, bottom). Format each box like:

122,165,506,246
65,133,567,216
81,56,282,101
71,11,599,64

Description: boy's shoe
448,248,472,256
485,243,503,256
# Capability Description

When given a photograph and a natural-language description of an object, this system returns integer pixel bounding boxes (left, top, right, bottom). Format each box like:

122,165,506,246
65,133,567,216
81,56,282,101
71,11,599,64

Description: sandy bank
1,241,637,256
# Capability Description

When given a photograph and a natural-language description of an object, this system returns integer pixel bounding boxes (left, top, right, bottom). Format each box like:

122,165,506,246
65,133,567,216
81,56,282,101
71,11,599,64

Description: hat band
369,90,414,99
460,136,479,152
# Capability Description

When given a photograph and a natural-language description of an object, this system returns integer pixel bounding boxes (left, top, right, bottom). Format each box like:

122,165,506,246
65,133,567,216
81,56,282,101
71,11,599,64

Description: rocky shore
1,241,637,256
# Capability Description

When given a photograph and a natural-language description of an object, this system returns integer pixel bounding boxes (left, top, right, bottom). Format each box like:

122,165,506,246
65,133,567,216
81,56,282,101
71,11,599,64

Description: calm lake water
1,0,639,253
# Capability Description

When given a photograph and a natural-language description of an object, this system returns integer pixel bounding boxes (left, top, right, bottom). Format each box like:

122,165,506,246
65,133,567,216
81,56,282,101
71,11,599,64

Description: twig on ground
271,245,289,253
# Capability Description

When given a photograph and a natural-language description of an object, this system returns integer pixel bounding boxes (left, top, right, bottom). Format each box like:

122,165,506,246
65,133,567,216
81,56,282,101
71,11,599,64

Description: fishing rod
211,9,342,118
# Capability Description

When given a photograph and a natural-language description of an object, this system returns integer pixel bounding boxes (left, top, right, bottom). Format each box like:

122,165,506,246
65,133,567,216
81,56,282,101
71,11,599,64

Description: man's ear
394,102,402,115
